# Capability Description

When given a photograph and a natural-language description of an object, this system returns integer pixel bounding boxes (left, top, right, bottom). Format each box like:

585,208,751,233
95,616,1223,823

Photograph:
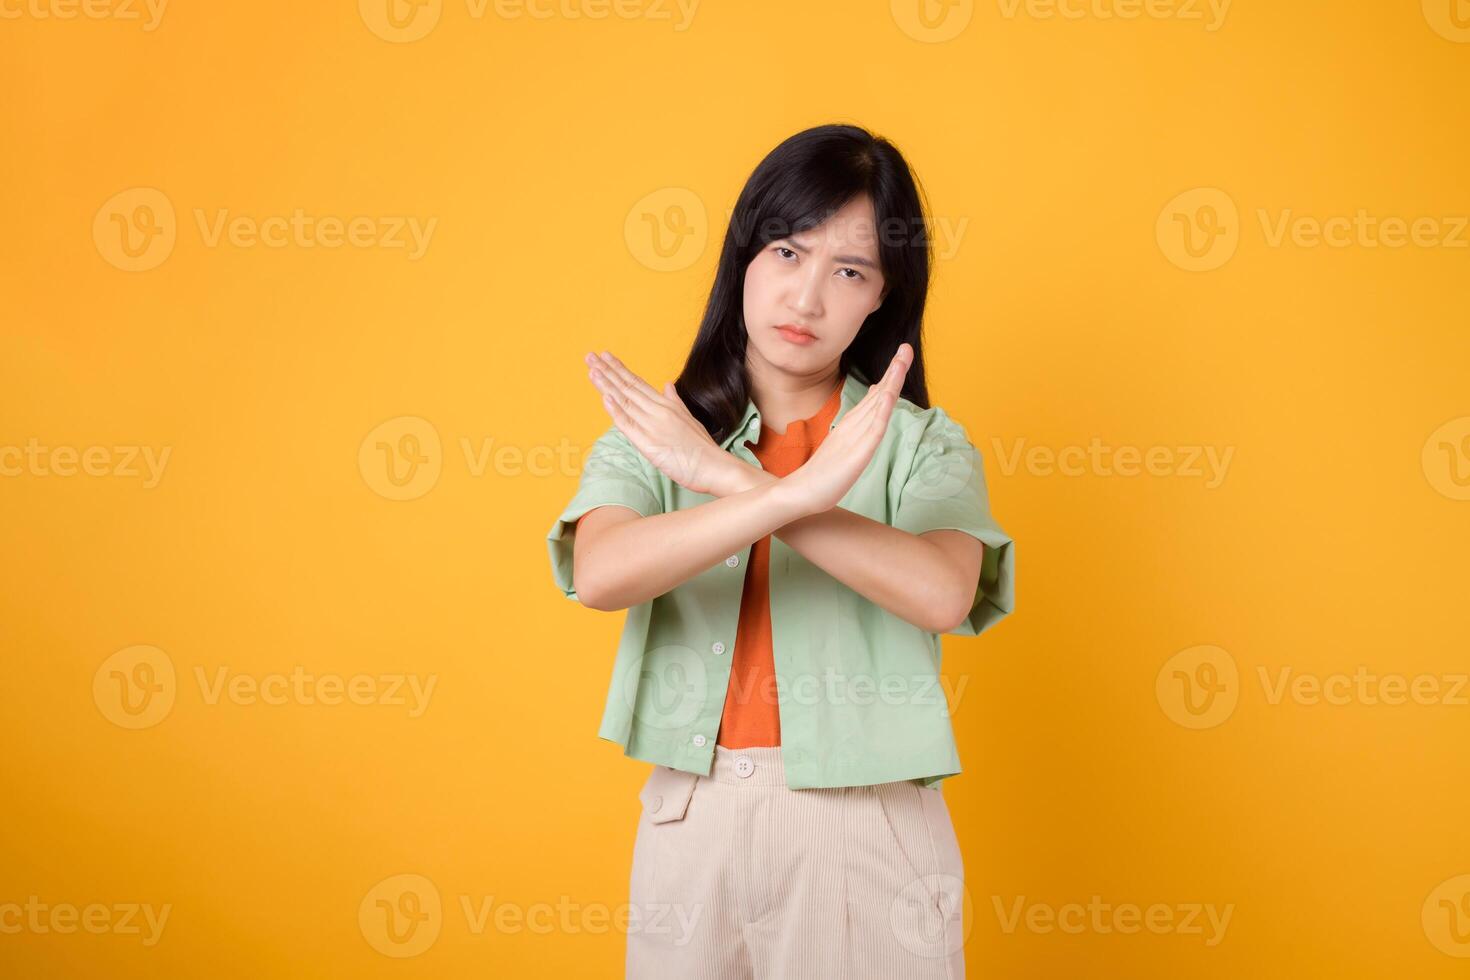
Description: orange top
715,377,845,749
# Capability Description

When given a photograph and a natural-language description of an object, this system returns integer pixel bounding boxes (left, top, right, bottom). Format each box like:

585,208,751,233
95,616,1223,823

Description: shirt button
725,554,739,567
734,755,754,778
651,794,663,812
936,444,947,455
712,641,726,655
692,733,707,747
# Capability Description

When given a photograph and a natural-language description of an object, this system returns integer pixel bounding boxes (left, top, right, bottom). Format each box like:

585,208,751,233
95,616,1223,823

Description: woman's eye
775,246,797,260
837,267,864,281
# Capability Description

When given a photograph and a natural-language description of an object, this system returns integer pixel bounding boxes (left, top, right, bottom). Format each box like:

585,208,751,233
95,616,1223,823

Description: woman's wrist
711,454,776,497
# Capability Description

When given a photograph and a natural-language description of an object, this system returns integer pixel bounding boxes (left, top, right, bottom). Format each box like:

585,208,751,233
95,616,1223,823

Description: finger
600,386,641,439
595,351,666,411
848,346,910,415
876,343,912,395
589,359,656,426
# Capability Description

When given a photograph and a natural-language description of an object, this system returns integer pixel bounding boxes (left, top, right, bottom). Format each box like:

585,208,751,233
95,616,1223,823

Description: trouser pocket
632,765,701,908
639,764,699,823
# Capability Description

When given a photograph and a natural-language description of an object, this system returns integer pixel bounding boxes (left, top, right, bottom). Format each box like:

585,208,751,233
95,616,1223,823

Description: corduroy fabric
626,744,967,979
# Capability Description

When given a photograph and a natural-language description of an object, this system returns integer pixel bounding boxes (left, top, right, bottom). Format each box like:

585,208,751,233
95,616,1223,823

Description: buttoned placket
689,373,859,767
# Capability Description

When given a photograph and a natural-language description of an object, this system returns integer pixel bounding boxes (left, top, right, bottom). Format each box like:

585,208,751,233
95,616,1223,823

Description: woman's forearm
720,461,978,633
576,477,816,611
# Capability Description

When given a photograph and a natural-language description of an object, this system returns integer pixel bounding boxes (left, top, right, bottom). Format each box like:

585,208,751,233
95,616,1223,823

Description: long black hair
674,123,935,445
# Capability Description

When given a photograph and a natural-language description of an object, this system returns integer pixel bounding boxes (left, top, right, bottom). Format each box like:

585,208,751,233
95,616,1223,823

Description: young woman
547,123,1015,979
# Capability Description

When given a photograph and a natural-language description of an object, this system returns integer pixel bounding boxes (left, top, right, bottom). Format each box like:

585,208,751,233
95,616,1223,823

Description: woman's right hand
783,343,914,515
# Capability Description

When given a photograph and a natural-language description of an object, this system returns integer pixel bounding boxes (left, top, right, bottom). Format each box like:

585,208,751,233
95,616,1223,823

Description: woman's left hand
584,350,741,497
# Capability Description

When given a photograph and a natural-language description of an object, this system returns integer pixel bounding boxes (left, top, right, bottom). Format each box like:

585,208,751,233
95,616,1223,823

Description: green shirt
546,366,1016,790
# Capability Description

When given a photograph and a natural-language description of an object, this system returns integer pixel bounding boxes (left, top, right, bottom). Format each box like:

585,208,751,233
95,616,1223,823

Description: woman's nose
791,265,824,317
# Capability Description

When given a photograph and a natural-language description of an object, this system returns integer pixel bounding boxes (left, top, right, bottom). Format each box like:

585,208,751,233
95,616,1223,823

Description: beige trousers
626,744,967,979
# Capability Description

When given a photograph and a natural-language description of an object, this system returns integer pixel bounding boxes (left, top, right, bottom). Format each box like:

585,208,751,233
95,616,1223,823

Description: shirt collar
719,367,871,450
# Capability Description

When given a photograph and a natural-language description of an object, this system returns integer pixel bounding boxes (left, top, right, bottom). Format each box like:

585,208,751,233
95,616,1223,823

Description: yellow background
3,0,1468,976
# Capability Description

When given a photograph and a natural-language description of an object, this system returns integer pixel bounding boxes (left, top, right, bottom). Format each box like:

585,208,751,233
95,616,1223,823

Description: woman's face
742,193,889,375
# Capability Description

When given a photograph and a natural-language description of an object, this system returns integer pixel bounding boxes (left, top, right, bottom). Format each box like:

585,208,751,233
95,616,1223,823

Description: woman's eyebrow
779,237,879,269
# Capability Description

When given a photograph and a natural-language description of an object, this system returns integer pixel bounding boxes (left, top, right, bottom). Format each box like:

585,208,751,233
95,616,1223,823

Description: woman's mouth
775,324,816,345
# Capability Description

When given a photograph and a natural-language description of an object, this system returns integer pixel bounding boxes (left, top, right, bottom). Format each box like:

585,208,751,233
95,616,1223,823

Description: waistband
705,744,791,786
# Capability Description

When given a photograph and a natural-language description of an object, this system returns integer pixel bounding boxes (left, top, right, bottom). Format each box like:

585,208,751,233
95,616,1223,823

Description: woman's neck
744,358,843,437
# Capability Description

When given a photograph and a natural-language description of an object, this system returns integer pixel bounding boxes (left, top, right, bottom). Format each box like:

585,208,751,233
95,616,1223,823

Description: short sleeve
891,408,1016,636
546,423,665,602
